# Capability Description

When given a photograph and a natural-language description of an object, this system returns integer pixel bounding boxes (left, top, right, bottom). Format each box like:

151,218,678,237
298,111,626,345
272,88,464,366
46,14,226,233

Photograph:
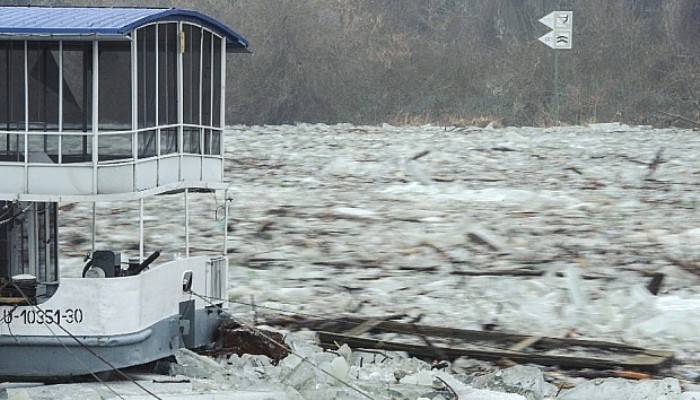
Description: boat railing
0,124,225,198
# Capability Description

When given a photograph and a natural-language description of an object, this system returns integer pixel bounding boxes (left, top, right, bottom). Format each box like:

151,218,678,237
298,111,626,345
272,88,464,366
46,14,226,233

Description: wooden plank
0,297,27,305
345,319,383,336
317,332,672,371
269,315,674,371
374,321,647,352
509,336,543,352
286,317,650,352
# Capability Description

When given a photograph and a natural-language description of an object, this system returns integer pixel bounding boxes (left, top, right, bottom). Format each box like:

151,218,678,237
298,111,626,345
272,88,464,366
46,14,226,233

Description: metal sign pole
538,7,572,124
554,50,560,122
555,0,562,122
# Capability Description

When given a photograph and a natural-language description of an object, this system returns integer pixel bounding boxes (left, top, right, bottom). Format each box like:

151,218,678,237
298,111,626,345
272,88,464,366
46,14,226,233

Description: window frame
0,21,226,166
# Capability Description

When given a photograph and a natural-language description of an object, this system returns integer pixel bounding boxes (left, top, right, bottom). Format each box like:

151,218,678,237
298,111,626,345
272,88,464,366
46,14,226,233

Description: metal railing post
92,40,99,194
91,202,96,253
223,189,229,255
58,41,63,164
132,29,139,190
23,41,28,192
139,197,144,262
184,188,189,257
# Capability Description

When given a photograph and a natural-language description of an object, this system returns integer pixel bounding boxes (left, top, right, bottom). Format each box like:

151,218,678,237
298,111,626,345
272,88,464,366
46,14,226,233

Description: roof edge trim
119,9,250,51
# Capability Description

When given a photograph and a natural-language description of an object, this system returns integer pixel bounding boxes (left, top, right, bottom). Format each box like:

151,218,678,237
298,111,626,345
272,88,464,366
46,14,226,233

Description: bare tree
14,0,700,126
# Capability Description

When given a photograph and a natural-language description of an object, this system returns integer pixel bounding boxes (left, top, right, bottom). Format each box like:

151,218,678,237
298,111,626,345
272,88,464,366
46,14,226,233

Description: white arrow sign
539,11,573,50
539,11,573,30
538,30,572,50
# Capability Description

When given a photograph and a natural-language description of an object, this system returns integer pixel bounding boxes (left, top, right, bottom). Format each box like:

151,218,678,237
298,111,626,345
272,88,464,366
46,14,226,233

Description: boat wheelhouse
0,6,249,379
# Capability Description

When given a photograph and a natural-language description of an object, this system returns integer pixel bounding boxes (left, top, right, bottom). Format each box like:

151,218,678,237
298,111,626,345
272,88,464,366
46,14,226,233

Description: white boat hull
0,256,228,379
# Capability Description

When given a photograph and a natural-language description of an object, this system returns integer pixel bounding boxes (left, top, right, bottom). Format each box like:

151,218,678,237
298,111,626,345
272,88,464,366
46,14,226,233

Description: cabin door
0,202,58,285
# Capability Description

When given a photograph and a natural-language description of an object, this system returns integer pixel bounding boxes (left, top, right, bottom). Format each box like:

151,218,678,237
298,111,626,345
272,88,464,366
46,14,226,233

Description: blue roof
0,7,249,51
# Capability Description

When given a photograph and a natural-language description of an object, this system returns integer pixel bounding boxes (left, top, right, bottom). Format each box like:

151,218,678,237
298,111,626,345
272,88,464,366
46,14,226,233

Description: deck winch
81,250,161,278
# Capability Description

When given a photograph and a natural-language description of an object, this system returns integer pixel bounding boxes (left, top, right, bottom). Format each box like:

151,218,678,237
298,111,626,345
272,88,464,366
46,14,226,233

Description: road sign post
539,10,573,123
539,11,573,50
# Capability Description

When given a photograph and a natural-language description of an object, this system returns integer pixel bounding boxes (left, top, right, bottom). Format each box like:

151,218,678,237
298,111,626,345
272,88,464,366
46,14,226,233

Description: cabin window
158,23,178,127
203,129,212,154
204,129,221,155
157,23,179,156
202,31,212,128
160,127,178,154
98,133,132,161
138,129,157,158
28,134,58,163
61,42,93,164
27,41,59,132
183,127,201,154
0,41,26,161
0,41,6,130
0,25,226,166
34,203,58,283
183,24,201,125
0,133,24,162
98,41,132,161
138,25,156,129
62,42,92,133
208,35,223,155
0,41,26,131
0,202,58,284
98,41,131,131
213,131,221,155
25,41,60,163
212,35,222,128
62,134,91,163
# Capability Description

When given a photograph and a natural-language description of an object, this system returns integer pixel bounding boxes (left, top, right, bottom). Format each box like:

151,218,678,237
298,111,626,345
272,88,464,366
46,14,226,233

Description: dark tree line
8,0,700,126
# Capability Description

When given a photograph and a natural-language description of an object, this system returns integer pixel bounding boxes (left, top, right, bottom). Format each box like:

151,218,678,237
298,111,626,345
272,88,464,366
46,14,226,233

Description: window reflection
27,42,59,132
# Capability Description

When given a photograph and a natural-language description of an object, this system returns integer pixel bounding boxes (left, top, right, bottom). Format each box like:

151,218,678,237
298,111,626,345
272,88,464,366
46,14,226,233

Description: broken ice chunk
172,348,227,381
327,356,351,381
399,370,437,386
337,344,353,363
468,365,558,400
558,378,682,400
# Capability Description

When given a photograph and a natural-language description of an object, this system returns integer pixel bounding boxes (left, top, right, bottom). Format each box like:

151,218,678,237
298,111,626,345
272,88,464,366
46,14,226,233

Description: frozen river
57,123,700,382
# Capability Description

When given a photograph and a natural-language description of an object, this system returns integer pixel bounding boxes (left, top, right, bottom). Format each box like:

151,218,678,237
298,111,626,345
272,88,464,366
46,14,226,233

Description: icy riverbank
2,338,696,400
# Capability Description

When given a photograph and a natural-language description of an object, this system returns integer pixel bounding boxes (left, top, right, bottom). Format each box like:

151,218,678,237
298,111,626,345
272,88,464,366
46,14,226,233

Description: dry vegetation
9,0,700,126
